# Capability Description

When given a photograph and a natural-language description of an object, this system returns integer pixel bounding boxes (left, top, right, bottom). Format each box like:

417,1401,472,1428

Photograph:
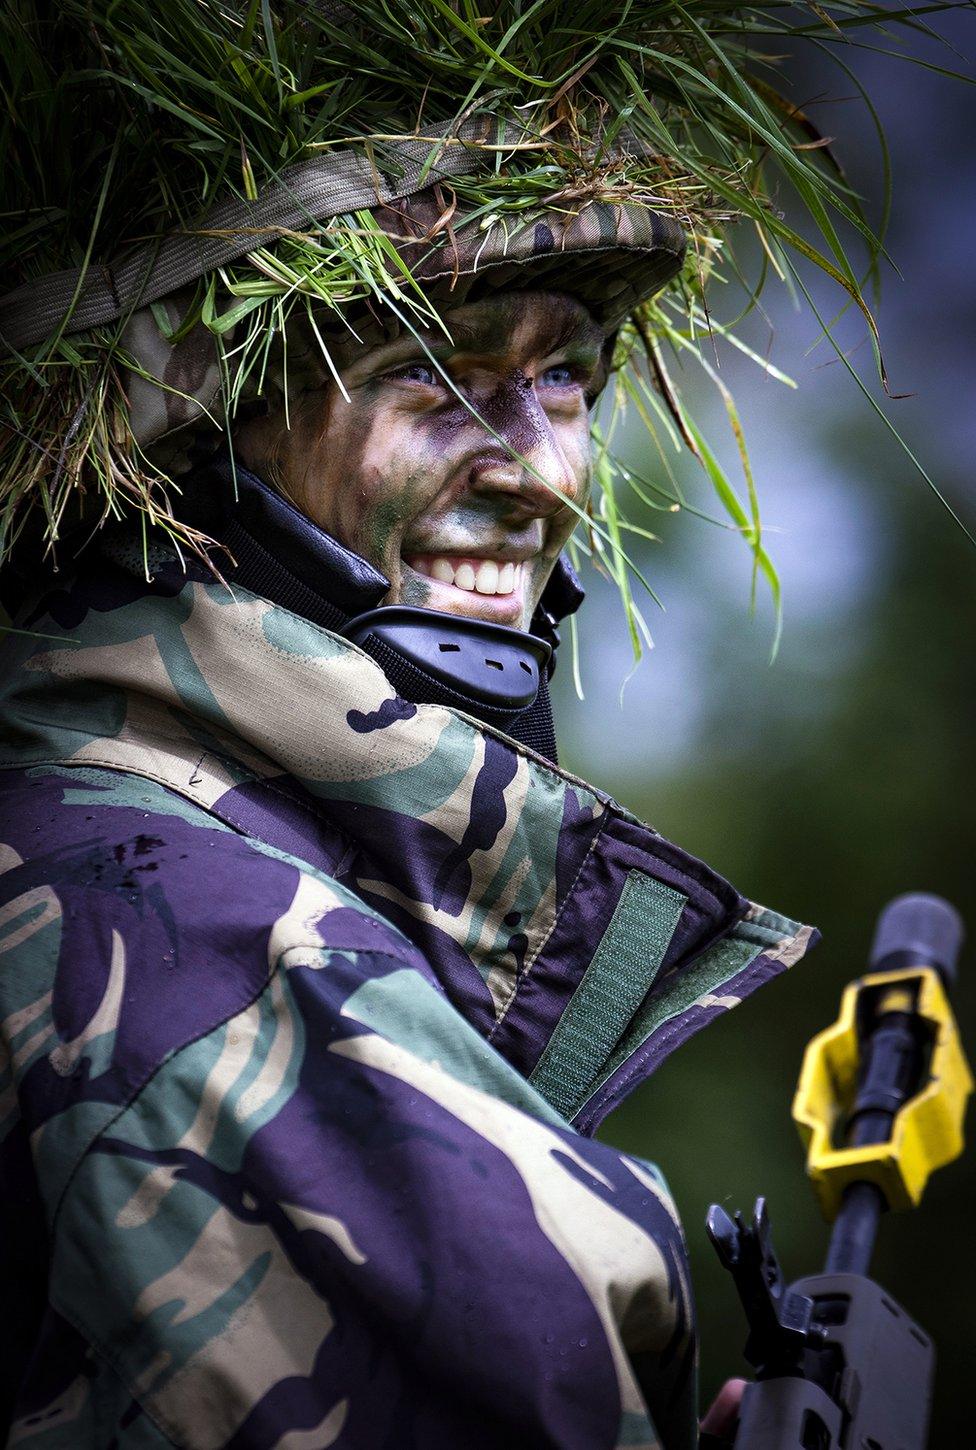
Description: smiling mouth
403,554,525,598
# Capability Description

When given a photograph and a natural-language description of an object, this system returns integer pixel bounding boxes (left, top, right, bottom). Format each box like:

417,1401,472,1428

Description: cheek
247,396,338,524
333,407,438,565
301,398,402,543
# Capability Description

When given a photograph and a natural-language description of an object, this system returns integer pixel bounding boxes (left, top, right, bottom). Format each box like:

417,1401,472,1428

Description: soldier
0,4,917,1446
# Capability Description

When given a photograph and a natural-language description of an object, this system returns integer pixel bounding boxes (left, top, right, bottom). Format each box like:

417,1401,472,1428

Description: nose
465,371,580,516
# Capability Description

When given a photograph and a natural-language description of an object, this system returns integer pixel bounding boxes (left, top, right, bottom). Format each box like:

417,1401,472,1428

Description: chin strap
178,459,584,762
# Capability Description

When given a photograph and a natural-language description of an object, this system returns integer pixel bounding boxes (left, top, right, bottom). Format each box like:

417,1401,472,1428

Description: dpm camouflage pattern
0,547,816,1449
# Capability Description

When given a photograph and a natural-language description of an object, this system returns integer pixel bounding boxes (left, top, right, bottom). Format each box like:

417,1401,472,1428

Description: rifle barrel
823,992,924,1276
825,1180,885,1275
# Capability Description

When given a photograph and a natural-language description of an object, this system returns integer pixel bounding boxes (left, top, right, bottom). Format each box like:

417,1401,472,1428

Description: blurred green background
552,11,975,1440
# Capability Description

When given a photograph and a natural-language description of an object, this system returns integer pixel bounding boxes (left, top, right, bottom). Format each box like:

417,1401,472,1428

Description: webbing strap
529,871,687,1121
0,119,499,353
597,934,765,1094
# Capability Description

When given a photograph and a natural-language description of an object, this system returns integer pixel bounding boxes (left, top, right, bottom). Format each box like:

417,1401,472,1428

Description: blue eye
394,363,438,386
539,365,576,388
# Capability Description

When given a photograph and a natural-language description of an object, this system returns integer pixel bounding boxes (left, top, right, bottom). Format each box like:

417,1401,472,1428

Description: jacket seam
213,771,361,877
3,754,362,869
0,754,254,822
486,819,607,1042
18,1308,182,1448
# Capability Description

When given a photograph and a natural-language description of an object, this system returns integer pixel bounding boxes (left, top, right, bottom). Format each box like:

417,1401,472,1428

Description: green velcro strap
595,933,765,1095
529,870,687,1121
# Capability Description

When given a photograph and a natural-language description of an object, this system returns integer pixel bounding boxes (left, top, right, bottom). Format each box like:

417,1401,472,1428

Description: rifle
700,893,972,1449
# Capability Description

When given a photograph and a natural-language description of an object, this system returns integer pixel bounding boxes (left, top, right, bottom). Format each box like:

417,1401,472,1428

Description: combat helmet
0,1,920,634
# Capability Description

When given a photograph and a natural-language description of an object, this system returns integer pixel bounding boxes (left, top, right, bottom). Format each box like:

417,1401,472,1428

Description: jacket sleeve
46,940,698,1450
1,773,697,1450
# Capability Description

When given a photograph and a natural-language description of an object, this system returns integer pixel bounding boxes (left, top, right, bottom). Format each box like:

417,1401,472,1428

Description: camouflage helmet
1,127,686,475
0,0,910,631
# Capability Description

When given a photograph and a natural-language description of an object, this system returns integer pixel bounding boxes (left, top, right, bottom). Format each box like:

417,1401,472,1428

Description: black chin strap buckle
343,605,551,717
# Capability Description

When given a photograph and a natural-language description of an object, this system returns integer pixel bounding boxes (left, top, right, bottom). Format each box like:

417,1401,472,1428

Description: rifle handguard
731,1270,933,1450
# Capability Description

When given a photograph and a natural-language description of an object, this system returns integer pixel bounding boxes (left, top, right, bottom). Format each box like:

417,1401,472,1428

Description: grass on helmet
1,0,969,656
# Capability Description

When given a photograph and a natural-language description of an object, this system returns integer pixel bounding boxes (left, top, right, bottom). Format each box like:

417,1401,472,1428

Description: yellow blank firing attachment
793,967,973,1221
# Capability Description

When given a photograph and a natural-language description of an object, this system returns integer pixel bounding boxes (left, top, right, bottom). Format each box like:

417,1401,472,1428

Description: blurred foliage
566,436,975,1437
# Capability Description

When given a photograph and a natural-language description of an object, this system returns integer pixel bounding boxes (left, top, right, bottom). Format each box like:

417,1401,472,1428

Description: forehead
434,290,606,359
340,289,606,374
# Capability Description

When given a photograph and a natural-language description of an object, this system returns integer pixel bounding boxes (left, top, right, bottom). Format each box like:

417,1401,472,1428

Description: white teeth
430,557,455,584
406,556,522,596
474,560,499,594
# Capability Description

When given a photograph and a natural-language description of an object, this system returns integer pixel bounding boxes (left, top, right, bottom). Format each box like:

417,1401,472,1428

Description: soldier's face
236,291,607,630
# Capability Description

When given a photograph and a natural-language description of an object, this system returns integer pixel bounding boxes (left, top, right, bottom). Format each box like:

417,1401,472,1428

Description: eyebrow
357,299,604,375
528,305,605,357
436,308,603,359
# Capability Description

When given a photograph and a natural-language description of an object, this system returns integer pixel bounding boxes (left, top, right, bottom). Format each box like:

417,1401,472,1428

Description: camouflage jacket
0,543,815,1449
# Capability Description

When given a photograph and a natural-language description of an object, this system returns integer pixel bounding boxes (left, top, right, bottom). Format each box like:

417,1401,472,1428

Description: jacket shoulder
0,762,424,953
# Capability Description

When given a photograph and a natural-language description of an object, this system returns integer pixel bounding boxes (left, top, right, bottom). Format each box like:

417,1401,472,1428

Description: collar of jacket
181,458,582,761
3,540,817,1133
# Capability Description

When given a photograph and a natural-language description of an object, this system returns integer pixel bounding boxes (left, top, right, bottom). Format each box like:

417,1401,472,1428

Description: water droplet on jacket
578,1337,588,1348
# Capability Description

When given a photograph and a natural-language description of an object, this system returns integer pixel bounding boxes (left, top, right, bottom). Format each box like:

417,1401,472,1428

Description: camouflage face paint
235,291,605,631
